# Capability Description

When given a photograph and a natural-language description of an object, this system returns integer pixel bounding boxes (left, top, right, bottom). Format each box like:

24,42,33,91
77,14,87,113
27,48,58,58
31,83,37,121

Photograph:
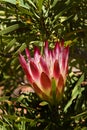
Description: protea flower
19,41,69,104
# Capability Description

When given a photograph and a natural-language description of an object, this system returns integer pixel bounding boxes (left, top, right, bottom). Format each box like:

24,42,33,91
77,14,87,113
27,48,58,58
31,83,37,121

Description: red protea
19,41,69,104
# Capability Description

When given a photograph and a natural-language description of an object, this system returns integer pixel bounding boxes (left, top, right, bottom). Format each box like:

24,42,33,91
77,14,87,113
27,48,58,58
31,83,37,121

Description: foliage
0,0,87,129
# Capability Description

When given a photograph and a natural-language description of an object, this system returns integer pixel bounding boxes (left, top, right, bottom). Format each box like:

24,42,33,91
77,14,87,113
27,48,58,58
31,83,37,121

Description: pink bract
19,41,69,104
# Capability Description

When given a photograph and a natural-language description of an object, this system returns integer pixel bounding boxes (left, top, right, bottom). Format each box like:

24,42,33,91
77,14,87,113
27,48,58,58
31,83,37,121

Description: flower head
19,41,69,104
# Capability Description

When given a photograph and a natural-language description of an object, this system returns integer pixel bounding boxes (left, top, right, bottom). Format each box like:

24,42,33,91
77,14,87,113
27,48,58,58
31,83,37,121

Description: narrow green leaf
26,0,37,9
39,101,48,106
14,43,27,55
18,6,33,16
65,0,71,5
52,5,71,24
60,15,73,23
72,74,84,97
52,8,68,24
71,110,87,119
0,0,16,4
0,96,9,102
0,0,30,9
64,74,84,112
11,57,19,68
37,0,44,12
17,95,25,102
51,0,58,8
0,24,19,35
5,38,16,51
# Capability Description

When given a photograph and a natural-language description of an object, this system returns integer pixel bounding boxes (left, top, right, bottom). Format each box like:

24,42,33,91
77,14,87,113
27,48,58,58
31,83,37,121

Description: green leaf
26,0,37,9
71,110,87,120
60,15,73,23
37,0,44,12
17,95,25,102
72,74,84,97
18,6,33,16
0,96,9,102
39,101,48,106
65,0,71,5
0,24,19,35
5,38,16,51
14,42,27,55
0,0,30,9
0,0,16,4
51,0,58,8
52,7,70,24
64,74,84,112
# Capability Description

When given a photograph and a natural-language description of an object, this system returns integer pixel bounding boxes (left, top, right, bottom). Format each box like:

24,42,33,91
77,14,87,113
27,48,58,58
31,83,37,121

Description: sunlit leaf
14,42,27,55
39,101,48,106
37,0,44,12
64,74,84,112
0,24,19,35
26,0,37,9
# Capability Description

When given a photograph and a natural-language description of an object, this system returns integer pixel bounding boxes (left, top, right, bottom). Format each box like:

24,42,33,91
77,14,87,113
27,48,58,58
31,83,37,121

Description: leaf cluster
0,0,87,129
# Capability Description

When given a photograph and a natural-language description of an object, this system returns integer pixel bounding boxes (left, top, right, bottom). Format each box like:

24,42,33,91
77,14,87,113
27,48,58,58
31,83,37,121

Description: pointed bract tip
25,48,30,60
34,46,40,55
